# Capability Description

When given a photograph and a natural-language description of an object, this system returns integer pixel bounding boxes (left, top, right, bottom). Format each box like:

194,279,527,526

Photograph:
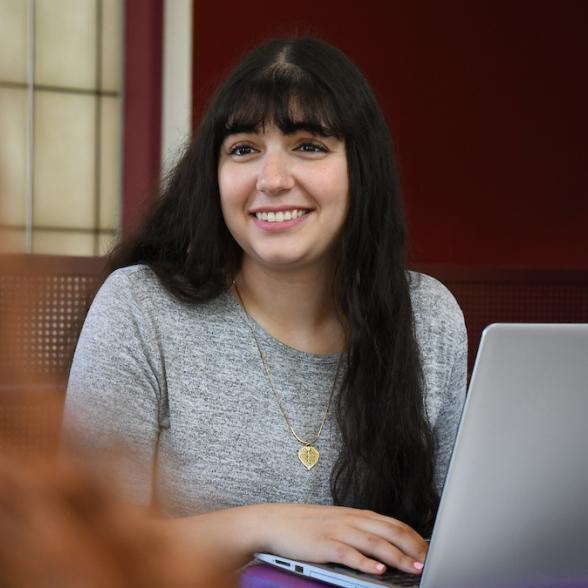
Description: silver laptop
256,324,588,588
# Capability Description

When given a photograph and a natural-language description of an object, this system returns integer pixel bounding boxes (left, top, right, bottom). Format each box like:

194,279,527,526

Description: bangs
220,65,345,139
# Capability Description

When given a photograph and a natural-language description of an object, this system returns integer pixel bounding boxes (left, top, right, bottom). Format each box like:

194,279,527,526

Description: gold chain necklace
233,281,342,470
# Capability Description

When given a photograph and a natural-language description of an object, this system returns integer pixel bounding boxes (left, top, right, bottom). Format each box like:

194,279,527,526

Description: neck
234,259,346,355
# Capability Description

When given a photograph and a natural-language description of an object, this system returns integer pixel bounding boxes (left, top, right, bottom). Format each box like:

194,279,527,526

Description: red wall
192,1,587,268
123,0,162,237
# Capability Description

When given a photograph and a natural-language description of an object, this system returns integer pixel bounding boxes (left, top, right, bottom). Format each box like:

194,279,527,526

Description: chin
261,256,307,269
252,250,312,270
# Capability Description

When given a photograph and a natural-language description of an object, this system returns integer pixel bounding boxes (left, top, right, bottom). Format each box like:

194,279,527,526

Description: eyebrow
223,121,335,138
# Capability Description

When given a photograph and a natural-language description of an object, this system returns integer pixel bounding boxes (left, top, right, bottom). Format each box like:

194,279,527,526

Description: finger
336,528,425,575
324,541,389,575
348,513,428,562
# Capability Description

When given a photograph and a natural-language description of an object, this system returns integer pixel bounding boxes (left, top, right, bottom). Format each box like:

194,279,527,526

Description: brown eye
229,144,257,157
296,142,328,153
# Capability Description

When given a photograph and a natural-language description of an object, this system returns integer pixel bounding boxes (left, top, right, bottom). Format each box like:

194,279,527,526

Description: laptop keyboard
324,562,421,587
378,569,421,586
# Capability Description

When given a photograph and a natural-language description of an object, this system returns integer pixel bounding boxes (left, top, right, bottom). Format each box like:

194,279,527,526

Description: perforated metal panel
0,254,105,454
413,266,588,376
0,273,100,380
452,282,587,374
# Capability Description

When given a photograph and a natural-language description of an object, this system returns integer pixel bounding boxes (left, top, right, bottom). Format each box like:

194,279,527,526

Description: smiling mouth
253,209,309,223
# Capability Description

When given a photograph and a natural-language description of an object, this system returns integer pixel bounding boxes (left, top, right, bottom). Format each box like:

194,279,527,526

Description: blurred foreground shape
0,252,236,587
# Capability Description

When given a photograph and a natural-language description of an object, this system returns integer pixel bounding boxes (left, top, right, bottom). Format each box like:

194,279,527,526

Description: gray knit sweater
63,266,467,516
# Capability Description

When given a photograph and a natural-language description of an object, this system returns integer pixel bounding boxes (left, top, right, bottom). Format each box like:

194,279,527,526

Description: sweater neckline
222,289,343,366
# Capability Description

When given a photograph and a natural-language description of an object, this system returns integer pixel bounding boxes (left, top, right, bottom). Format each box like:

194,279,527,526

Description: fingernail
413,561,424,571
375,563,386,572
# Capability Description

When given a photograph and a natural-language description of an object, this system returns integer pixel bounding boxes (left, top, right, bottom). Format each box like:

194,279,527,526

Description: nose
256,151,294,195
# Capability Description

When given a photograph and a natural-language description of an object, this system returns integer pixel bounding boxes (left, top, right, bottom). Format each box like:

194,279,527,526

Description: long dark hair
111,37,438,534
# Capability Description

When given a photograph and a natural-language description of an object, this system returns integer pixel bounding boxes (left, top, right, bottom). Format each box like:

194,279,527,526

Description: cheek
327,167,350,232
218,176,238,233
322,163,349,211
218,169,236,209
219,171,257,226
219,160,241,196
218,170,252,245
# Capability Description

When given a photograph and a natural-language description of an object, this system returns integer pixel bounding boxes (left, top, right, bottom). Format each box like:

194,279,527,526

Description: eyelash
296,142,328,153
229,144,256,157
228,141,328,157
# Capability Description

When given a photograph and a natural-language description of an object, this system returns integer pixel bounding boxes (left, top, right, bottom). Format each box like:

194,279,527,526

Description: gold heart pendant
298,445,319,470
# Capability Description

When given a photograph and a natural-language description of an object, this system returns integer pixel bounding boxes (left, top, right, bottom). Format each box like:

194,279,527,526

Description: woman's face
218,122,349,274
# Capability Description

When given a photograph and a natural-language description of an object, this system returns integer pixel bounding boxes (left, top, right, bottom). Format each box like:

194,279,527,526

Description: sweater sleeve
409,271,468,497
62,268,164,505
432,307,468,496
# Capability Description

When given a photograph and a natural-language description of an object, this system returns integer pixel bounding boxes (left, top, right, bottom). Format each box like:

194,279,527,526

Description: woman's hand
166,503,427,577
244,503,428,576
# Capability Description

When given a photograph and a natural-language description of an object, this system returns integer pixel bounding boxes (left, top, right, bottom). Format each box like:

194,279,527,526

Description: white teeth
255,209,307,223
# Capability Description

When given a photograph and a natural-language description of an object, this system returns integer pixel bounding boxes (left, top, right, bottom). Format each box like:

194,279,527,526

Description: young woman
64,37,467,578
